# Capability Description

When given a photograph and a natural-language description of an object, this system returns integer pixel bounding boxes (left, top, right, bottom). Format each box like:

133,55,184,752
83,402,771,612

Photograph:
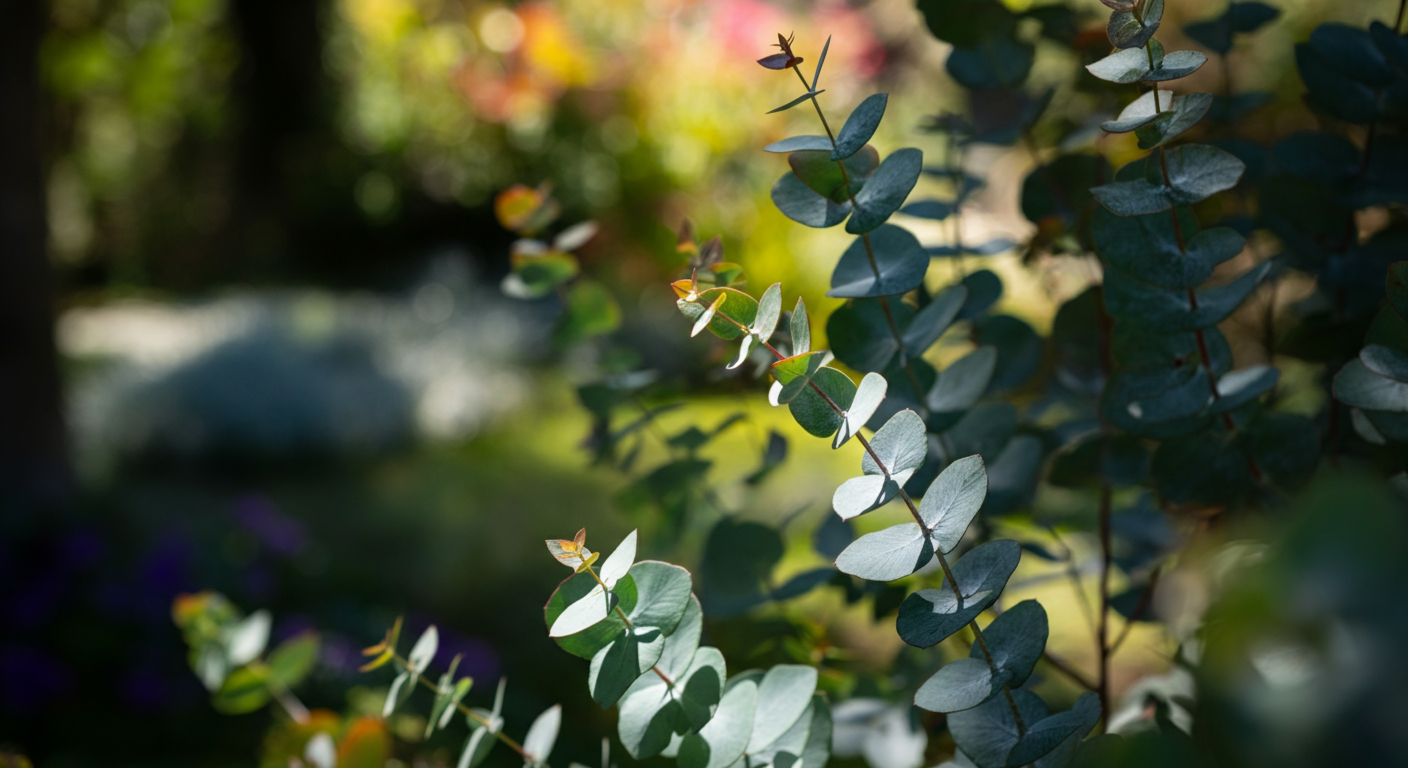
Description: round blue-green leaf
897,540,1021,648
946,37,1035,91
847,149,924,234
973,315,1042,392
550,584,615,638
799,694,833,768
522,705,561,766
790,147,880,203
628,561,695,634
829,225,929,298
1310,23,1393,87
927,347,997,416
678,679,758,768
618,639,726,759
1147,50,1208,81
957,270,1003,320
903,284,967,356
914,658,993,714
834,522,933,581
1102,261,1274,331
1092,206,1244,291
1006,693,1101,767
753,283,784,341
1361,344,1408,383
1093,144,1245,215
1101,89,1171,134
788,367,857,438
940,402,1017,463
1206,366,1279,415
982,436,1044,516
1085,47,1151,84
947,688,1047,768
771,351,830,405
677,286,759,340
767,136,834,154
833,94,888,161
919,454,987,553
772,172,852,228
1334,358,1408,412
828,298,912,373
544,572,638,659
749,666,819,752
1136,93,1213,149
589,625,666,708
863,410,928,477
1108,0,1162,49
1296,42,1379,124
835,372,888,449
791,297,811,354
975,600,1047,690
834,409,927,519
900,199,953,220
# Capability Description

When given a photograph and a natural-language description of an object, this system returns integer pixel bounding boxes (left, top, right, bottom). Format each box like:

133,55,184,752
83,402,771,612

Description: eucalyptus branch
708,306,1027,733
789,65,932,414
393,653,537,764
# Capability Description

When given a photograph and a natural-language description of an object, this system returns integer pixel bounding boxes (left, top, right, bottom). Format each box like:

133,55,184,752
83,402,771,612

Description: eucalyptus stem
1096,482,1112,728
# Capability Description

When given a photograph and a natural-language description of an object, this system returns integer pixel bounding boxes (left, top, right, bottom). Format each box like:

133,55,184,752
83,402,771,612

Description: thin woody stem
708,304,1024,732
789,64,931,413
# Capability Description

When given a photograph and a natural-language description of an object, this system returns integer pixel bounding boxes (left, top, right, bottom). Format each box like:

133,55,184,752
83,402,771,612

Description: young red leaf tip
546,529,591,568
758,31,803,69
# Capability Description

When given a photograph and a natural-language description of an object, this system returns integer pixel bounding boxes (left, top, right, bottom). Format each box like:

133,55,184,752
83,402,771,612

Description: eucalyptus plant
167,3,1408,767
674,34,1102,768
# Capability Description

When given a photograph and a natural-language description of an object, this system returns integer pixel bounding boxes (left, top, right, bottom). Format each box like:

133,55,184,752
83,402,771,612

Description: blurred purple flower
234,494,306,556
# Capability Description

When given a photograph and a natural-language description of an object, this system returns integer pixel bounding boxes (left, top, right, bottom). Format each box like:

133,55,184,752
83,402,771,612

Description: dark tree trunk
224,0,329,277
0,0,71,509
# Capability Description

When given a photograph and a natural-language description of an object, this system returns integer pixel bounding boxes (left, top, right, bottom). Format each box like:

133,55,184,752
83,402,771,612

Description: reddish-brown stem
1096,483,1113,727
1156,146,1264,479
1109,567,1161,654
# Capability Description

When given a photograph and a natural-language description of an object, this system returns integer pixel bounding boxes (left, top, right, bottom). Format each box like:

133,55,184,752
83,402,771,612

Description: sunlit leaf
834,373,888,449
918,454,987,553
678,679,758,768
833,410,927,520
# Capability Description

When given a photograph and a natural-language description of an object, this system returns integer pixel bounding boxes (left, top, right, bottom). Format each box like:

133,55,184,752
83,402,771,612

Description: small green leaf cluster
496,183,621,347
172,590,319,715
542,528,833,768
366,619,562,768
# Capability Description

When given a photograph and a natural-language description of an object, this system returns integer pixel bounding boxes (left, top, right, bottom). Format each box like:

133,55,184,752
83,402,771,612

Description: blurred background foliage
4,0,1406,766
